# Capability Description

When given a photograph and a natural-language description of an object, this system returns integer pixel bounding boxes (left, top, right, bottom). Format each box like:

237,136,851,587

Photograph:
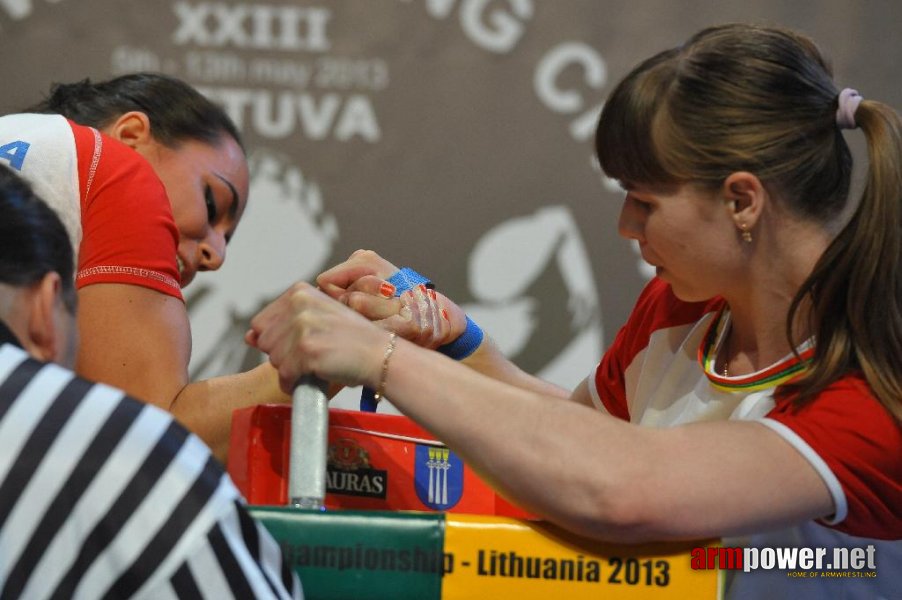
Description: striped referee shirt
0,324,302,599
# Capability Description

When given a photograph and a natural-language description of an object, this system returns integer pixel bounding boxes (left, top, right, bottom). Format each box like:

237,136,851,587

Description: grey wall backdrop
2,1,900,411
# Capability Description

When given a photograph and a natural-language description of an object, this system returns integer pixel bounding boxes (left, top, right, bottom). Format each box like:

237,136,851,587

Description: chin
664,277,716,304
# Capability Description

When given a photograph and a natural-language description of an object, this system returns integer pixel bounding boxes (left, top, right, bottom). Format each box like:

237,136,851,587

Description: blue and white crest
414,444,464,510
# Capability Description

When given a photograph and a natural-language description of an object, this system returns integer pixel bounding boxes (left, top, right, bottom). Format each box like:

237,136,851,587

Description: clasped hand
247,250,466,392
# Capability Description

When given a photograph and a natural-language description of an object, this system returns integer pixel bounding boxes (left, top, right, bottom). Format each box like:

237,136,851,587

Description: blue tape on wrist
387,267,432,295
438,316,484,360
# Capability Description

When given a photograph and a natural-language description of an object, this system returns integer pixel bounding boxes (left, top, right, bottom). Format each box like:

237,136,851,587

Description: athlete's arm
76,284,288,461
249,283,834,543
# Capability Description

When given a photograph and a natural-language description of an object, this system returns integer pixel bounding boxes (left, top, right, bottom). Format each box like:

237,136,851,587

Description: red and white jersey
589,277,901,599
0,113,182,301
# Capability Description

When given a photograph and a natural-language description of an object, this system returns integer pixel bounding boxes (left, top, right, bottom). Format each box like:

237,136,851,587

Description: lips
176,254,193,287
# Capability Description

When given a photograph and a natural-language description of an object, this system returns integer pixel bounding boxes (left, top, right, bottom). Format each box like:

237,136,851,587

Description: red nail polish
380,282,395,297
418,284,427,294
429,289,437,300
441,309,449,321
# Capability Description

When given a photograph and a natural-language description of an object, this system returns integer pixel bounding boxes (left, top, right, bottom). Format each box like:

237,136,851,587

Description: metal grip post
288,375,329,509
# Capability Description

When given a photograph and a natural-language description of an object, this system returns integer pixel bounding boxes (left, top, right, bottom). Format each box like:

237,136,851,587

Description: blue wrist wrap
437,316,484,360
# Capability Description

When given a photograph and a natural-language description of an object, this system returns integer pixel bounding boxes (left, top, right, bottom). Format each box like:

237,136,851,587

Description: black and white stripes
0,343,301,599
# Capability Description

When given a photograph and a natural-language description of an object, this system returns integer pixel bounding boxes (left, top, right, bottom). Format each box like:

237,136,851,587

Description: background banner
2,1,899,410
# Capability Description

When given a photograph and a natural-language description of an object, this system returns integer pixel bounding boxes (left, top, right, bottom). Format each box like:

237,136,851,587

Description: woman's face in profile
140,134,249,287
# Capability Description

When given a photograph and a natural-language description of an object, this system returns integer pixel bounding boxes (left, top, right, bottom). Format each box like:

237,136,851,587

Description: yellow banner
442,515,720,599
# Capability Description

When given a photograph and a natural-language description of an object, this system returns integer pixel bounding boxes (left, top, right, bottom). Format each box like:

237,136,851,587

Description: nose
198,231,227,272
617,197,645,242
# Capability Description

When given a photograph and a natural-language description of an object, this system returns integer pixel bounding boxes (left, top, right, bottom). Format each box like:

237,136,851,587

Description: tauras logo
172,1,331,51
326,438,388,499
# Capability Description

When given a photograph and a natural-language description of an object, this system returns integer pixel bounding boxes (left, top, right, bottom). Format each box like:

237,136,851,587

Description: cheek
169,192,207,239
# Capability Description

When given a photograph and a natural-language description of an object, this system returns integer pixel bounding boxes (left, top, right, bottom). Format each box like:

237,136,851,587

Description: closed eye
205,186,217,223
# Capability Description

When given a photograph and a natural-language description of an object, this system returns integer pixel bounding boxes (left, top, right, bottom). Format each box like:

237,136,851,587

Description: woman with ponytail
0,74,291,460
248,24,901,599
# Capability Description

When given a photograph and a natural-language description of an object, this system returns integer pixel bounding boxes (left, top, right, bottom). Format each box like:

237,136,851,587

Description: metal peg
288,375,330,509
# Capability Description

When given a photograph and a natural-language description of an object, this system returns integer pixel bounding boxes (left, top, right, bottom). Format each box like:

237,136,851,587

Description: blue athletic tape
387,267,432,294
438,315,484,360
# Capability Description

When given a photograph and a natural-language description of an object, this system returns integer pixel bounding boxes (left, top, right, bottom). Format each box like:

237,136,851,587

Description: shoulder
86,127,163,195
763,375,902,539
75,126,181,298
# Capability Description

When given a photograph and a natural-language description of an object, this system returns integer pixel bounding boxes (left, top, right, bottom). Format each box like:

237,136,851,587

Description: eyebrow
215,173,240,220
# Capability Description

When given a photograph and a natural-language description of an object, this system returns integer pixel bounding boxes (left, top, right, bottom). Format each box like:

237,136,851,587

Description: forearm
462,337,571,399
381,339,653,541
170,362,290,463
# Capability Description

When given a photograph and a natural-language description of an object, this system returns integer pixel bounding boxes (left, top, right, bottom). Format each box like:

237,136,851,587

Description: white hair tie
836,88,863,130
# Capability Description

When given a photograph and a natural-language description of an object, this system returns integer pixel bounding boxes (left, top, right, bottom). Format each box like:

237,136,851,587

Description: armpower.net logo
691,544,878,579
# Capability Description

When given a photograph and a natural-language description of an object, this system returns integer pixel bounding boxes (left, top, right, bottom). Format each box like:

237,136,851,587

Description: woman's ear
25,272,68,363
723,171,766,231
104,111,153,149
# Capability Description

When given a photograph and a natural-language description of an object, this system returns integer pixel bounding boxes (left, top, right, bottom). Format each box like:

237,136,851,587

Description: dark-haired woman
0,73,288,460
248,24,901,599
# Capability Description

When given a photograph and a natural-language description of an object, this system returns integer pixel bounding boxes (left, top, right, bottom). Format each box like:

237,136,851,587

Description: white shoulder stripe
759,417,848,524
586,371,606,412
83,127,102,202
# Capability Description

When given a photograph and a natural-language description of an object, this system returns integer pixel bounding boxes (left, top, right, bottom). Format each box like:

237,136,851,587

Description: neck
720,213,827,375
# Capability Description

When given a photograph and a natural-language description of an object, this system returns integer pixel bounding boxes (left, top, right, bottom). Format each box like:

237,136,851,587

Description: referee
0,164,302,598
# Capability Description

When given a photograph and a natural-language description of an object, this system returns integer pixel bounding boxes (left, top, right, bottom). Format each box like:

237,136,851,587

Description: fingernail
428,289,437,300
380,282,396,297
418,284,428,294
441,309,449,321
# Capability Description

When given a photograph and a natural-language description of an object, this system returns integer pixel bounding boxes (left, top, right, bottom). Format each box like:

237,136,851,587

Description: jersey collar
698,307,814,392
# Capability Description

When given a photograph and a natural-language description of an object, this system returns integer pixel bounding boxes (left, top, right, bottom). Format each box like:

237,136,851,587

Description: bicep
75,283,190,410
629,420,834,540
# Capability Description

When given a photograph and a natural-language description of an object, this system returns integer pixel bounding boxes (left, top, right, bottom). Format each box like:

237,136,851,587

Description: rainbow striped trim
699,308,814,392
